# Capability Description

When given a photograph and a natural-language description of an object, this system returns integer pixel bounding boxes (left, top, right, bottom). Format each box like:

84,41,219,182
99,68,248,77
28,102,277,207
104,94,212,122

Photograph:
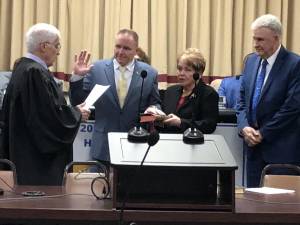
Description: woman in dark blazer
160,48,219,134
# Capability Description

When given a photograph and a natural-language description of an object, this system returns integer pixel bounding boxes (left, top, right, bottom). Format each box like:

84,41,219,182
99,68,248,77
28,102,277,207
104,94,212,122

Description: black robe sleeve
20,67,81,154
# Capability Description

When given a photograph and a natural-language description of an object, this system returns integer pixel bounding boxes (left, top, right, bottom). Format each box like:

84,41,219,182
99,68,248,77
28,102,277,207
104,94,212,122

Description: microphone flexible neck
119,131,159,225
137,77,145,126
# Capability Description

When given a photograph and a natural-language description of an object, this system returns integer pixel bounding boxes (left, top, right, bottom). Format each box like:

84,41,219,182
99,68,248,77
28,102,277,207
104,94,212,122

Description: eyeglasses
44,42,61,50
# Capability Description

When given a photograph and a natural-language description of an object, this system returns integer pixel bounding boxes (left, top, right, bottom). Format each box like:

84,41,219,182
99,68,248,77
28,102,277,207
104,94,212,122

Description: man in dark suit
69,29,161,166
236,14,300,187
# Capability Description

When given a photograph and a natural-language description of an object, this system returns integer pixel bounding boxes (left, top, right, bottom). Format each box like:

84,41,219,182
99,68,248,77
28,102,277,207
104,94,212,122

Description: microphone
141,70,147,78
140,130,159,165
119,131,160,225
193,72,200,81
182,72,204,144
128,70,149,143
138,70,147,114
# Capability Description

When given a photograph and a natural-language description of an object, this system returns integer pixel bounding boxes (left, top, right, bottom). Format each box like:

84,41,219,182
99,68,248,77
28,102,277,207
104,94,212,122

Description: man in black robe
0,23,90,185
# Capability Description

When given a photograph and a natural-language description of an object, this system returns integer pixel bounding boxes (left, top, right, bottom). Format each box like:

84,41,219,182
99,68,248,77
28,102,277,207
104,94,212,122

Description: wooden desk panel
0,186,300,224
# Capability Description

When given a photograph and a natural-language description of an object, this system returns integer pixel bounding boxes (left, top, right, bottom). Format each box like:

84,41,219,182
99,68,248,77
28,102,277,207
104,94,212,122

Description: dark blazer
161,80,219,134
69,59,161,162
236,46,300,163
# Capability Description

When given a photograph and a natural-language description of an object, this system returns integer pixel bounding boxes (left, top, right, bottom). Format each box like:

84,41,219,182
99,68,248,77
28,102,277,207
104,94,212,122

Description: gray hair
26,23,61,53
251,14,282,37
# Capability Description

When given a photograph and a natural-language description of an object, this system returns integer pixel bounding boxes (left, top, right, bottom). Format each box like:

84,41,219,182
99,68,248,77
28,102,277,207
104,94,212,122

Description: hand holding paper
76,102,91,121
84,84,110,110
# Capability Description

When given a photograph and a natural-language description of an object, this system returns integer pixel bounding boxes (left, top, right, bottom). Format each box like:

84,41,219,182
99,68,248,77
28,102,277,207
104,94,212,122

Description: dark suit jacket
69,59,161,161
161,80,219,134
236,46,300,163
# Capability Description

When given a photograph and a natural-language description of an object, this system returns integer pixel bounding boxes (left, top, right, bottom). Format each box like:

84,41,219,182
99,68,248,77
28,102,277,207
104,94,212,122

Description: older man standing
0,23,90,185
237,14,300,187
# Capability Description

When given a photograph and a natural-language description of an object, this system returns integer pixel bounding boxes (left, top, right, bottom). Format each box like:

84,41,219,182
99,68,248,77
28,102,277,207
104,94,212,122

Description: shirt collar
113,58,135,72
265,45,281,67
25,53,48,70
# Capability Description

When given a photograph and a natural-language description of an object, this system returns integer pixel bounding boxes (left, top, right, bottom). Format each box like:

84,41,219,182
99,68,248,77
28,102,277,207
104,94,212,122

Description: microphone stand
128,70,149,143
119,131,160,225
183,73,204,144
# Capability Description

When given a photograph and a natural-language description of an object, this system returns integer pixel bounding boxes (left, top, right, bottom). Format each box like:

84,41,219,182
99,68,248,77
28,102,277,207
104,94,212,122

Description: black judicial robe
0,58,81,185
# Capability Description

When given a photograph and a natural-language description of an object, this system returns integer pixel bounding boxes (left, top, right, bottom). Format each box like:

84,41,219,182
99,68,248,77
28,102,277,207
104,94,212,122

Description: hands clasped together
242,126,263,147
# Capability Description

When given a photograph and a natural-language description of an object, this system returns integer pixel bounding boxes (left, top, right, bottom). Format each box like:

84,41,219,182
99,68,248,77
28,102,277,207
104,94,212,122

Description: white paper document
245,187,295,194
84,84,110,110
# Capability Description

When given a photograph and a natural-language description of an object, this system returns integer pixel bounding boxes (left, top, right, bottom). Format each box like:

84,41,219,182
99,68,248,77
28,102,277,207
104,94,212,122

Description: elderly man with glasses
0,23,90,185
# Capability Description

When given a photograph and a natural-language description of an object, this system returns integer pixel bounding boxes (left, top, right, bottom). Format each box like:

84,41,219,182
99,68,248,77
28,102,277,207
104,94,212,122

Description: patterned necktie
117,66,127,108
251,59,268,124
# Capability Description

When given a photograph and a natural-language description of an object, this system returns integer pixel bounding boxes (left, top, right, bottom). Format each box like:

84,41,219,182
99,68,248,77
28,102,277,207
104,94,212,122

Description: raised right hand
73,50,93,76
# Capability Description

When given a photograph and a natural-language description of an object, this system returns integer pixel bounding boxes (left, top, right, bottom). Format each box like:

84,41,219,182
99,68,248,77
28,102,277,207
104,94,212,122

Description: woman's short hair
26,23,61,53
135,47,151,64
177,48,206,74
251,14,282,37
